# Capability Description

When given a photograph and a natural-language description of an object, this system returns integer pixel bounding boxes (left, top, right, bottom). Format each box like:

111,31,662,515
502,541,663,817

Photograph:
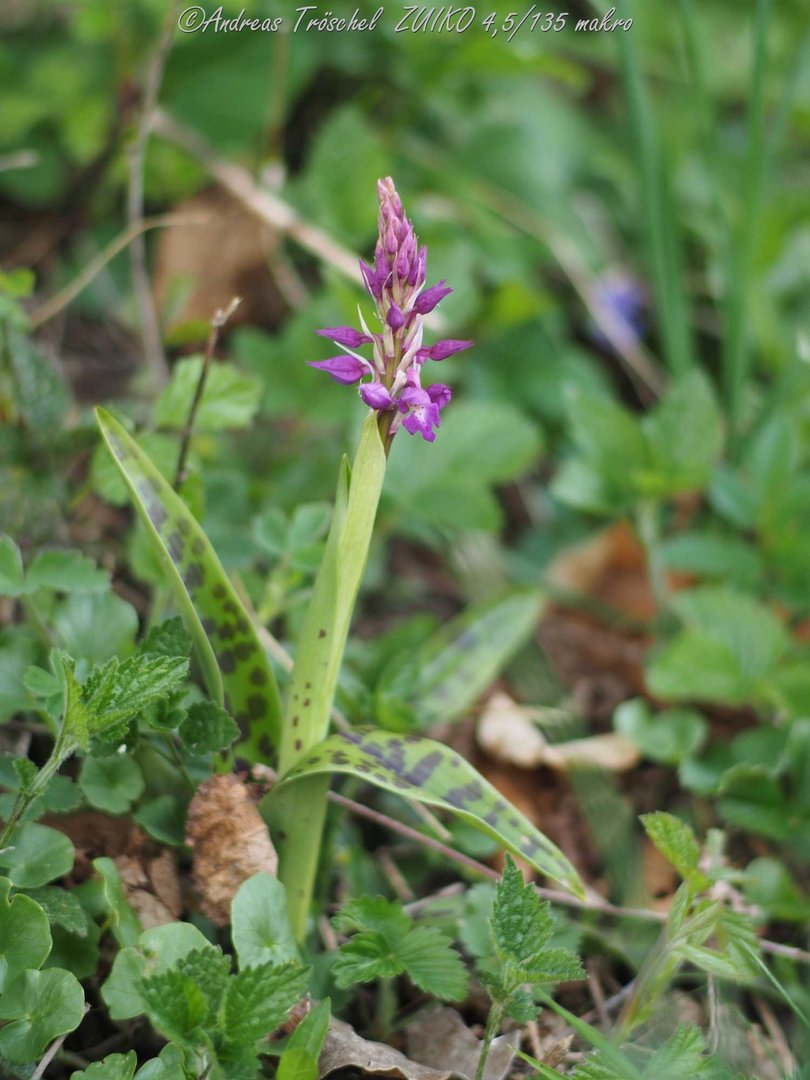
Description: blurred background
3,0,810,1008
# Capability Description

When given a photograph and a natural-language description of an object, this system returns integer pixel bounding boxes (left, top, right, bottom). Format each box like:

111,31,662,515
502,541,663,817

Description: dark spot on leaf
250,667,268,686
151,504,168,529
303,697,311,707
277,830,287,842
234,642,256,661
201,618,216,635
305,682,312,690
295,739,302,751
331,750,350,766
445,781,484,808
166,531,184,561
223,601,238,616
247,694,265,719
405,750,443,786
183,563,205,588
292,715,299,727
236,617,249,633
258,734,273,758
318,628,327,638
235,712,248,730
213,584,226,599
218,623,236,641
191,538,205,556
483,811,500,827
219,650,235,674
178,519,191,536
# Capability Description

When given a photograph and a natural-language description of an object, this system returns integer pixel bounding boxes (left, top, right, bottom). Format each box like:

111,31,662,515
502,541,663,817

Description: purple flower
398,386,441,443
308,177,472,443
414,280,452,315
417,339,473,362
360,382,393,410
307,355,367,385
386,304,405,331
316,326,372,348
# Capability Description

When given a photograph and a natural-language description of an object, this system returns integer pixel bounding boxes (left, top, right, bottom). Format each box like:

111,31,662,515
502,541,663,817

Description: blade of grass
723,0,771,445
611,0,694,377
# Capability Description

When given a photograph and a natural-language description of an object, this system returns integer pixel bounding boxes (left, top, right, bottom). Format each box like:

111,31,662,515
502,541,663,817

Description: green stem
636,500,667,616
0,728,75,851
475,1004,503,1080
375,977,397,1039
274,414,386,939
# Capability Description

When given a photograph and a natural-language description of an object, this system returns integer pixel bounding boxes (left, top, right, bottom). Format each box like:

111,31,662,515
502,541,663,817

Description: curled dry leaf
114,849,182,929
185,773,278,926
406,1006,519,1080
319,1020,455,1080
477,693,639,773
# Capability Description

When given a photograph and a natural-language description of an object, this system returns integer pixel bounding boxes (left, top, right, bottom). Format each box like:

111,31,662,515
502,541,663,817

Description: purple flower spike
417,339,473,362
317,326,372,348
308,355,367,385
360,381,394,410
414,280,453,315
308,177,470,444
386,304,405,331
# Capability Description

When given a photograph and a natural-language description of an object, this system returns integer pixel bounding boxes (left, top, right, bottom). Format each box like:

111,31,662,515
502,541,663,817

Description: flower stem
0,728,75,852
474,1004,503,1080
274,413,386,940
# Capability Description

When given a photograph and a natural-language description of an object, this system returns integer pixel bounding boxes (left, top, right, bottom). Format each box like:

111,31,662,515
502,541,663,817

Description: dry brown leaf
319,1020,455,1080
152,186,286,333
477,693,639,773
185,773,277,926
405,1006,518,1080
113,852,180,929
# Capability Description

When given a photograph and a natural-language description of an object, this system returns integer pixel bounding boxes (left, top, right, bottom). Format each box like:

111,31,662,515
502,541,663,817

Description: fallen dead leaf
477,693,639,773
185,773,277,926
319,1019,455,1080
405,1005,519,1080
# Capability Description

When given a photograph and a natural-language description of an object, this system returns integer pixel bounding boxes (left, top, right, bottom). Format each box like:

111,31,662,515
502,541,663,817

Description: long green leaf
413,589,546,726
534,992,644,1080
276,727,583,897
95,408,281,760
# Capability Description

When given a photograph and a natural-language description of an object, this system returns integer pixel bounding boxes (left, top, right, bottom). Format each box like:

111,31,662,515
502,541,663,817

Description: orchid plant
96,178,583,939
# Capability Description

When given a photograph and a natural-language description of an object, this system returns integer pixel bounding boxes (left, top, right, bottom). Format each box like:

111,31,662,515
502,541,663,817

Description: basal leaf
230,872,298,970
276,728,583,896
0,966,85,1065
0,822,74,888
0,878,52,993
95,408,281,761
413,589,546,726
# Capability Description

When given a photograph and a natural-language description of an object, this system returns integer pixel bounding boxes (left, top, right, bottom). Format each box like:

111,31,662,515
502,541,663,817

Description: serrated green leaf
95,407,281,759
79,754,145,814
11,757,37,793
646,1024,707,1079
26,549,109,593
154,356,261,431
175,947,231,1022
331,895,410,939
0,966,84,1065
220,962,309,1045
0,878,52,993
101,922,213,1021
179,701,239,754
0,822,74,888
140,617,192,659
641,813,710,890
492,855,583,983
332,931,402,987
395,925,469,1000
641,370,723,496
140,967,209,1043
83,653,190,730
71,1051,138,1080
413,589,545,726
276,728,583,897
231,872,298,970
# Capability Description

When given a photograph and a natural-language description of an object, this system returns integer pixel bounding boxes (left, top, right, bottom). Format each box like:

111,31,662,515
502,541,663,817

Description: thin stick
126,3,178,389
29,213,207,329
173,297,241,489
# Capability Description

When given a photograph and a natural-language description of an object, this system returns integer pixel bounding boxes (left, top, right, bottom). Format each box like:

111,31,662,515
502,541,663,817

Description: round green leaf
231,873,297,969
0,822,74,887
79,754,145,814
0,878,52,993
71,1050,137,1080
0,967,85,1064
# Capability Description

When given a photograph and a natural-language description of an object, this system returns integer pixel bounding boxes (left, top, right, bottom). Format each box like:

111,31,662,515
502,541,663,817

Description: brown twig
126,3,178,389
29,213,207,329
173,297,242,489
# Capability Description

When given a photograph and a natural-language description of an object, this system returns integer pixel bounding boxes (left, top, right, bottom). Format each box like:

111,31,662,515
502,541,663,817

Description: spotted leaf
95,408,281,761
277,727,583,896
